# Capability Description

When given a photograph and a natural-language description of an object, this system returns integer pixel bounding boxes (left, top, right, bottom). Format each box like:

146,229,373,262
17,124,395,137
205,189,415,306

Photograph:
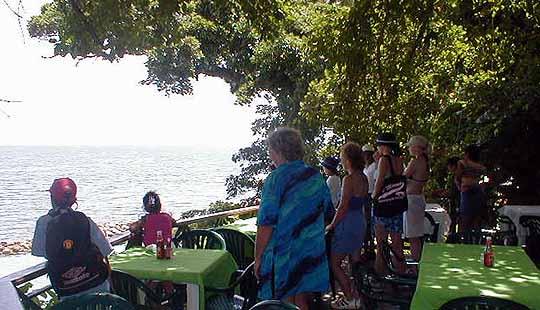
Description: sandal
330,297,363,309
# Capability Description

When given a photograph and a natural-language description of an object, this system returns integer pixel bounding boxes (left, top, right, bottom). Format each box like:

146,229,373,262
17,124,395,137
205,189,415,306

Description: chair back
143,213,173,246
110,270,164,307
520,216,540,236
212,228,255,269
498,215,517,233
249,300,299,310
205,262,258,310
493,215,518,246
51,293,134,310
424,212,440,242
440,296,530,310
174,229,226,250
233,262,258,310
520,216,540,267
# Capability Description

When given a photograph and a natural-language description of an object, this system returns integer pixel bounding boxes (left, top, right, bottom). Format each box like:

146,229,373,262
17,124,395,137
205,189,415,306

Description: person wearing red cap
31,178,113,300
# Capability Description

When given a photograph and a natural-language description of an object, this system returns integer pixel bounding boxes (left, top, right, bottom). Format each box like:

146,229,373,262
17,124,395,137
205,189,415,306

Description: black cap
321,156,339,172
376,132,397,145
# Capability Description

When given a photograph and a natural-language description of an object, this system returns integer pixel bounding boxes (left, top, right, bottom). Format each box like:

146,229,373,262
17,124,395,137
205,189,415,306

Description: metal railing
1,206,258,307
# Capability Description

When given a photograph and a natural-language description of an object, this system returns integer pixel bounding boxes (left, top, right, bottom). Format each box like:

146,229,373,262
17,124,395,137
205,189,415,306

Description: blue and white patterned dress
257,160,335,300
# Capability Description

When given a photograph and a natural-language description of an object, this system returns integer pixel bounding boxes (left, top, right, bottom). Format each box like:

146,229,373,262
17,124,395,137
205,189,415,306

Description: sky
0,0,258,148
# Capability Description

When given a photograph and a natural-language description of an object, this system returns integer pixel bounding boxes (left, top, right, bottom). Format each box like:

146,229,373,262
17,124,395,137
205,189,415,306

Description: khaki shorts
404,194,426,238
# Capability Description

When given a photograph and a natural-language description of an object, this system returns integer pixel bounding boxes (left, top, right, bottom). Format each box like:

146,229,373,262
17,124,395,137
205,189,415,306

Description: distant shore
0,206,238,257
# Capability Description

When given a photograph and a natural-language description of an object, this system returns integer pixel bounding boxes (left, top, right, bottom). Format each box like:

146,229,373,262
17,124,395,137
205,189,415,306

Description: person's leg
458,215,472,232
449,211,457,234
363,203,373,252
331,252,356,299
389,232,406,274
410,237,422,261
351,248,362,264
287,293,311,310
405,195,426,261
374,223,388,275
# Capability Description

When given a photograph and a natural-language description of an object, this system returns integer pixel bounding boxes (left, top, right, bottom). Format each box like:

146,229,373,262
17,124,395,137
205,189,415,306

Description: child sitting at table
128,191,176,248
127,191,177,300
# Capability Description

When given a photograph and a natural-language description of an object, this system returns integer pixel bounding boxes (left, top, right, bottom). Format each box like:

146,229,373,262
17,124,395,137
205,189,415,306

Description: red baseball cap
49,178,77,207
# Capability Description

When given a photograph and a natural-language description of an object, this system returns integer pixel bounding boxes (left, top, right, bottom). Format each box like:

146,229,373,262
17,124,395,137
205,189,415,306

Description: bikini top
462,164,485,178
407,154,429,183
408,176,429,183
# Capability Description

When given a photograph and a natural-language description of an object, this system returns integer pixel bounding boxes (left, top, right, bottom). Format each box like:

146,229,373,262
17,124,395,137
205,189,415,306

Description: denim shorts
373,214,403,234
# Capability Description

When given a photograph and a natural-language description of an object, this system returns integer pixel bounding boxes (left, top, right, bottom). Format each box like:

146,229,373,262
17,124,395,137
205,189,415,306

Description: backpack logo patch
62,266,86,280
61,266,93,286
63,239,74,250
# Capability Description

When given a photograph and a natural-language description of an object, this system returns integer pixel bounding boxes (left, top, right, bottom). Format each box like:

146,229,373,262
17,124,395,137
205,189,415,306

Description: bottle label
484,252,494,267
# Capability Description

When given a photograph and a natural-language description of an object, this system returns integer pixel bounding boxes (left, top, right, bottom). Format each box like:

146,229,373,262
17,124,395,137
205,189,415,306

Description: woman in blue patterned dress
255,127,335,309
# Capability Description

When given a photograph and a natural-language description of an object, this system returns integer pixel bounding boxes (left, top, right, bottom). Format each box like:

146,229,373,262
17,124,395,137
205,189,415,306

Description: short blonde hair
267,127,305,161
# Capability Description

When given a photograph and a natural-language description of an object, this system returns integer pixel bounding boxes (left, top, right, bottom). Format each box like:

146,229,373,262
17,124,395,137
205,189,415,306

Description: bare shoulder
378,156,390,168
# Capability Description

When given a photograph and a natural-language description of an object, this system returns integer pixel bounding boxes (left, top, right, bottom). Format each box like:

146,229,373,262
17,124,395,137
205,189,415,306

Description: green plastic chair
110,269,170,308
51,293,134,310
213,228,255,269
173,229,226,250
424,211,440,243
249,300,299,310
205,262,257,310
15,287,43,310
440,296,530,310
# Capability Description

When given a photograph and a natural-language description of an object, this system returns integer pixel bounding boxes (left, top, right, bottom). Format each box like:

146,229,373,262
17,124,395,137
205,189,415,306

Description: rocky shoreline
0,222,131,256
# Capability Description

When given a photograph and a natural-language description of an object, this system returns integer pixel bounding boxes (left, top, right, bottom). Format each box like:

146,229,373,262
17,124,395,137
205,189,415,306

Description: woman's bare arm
328,176,352,229
373,157,389,198
404,158,416,178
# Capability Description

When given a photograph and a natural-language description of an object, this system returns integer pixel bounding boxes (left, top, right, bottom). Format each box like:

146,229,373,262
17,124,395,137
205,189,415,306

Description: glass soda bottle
156,230,164,259
165,237,172,259
483,236,494,267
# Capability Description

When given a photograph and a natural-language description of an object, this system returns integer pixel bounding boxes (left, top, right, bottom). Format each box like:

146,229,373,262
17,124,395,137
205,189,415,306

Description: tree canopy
28,0,540,207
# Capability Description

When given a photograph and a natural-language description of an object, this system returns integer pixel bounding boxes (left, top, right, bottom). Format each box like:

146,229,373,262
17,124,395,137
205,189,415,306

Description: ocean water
0,145,242,243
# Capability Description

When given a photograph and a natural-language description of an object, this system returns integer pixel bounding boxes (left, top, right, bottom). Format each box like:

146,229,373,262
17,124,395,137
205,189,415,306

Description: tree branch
2,0,23,18
0,98,22,103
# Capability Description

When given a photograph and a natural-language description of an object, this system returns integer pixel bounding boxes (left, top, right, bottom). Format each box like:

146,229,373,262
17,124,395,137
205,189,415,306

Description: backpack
45,209,110,297
373,155,408,217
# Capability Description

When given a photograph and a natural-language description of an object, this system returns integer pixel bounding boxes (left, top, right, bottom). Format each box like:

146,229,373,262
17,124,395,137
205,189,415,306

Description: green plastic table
110,248,237,310
223,217,257,240
411,243,540,309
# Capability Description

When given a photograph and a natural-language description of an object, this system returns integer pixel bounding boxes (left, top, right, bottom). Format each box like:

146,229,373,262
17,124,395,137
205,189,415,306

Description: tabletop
110,247,238,310
411,243,540,310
